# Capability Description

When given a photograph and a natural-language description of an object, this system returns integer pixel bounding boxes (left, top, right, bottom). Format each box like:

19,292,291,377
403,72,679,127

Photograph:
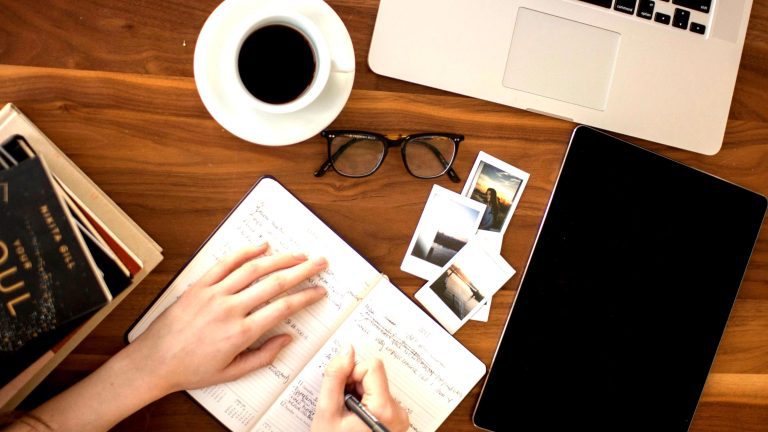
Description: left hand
128,244,328,394
5,245,329,432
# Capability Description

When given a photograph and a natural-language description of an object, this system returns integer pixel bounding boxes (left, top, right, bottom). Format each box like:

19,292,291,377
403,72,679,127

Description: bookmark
357,272,388,301
329,272,389,331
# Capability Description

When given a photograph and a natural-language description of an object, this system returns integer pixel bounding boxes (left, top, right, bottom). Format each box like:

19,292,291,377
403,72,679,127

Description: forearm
4,249,327,432
8,342,171,432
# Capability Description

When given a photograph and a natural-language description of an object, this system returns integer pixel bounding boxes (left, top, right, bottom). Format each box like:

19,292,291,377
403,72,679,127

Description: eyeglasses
314,130,463,183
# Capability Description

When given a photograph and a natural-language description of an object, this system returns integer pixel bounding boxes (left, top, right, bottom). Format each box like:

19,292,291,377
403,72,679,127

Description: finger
316,346,356,417
352,358,393,400
245,286,326,336
233,256,327,312
217,252,310,295
195,244,269,288
219,334,293,382
351,360,408,430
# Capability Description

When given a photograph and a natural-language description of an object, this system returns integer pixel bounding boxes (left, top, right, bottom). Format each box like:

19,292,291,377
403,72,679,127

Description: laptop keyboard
579,0,711,35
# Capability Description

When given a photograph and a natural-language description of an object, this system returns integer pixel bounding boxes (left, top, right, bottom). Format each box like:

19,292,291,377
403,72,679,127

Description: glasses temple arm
446,166,461,183
313,159,333,177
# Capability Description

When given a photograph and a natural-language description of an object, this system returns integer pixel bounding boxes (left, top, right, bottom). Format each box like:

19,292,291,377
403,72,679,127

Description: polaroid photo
471,298,491,322
461,151,530,253
415,239,515,334
401,185,486,281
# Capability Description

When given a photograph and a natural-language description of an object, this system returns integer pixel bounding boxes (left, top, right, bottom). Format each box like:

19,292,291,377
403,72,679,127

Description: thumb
316,345,356,416
352,358,394,405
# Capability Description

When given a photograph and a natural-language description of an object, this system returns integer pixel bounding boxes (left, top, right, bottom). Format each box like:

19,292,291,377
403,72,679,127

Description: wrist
108,341,177,402
28,342,177,432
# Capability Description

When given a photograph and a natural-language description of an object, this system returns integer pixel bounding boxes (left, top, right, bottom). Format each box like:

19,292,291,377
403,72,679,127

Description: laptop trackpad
503,8,620,111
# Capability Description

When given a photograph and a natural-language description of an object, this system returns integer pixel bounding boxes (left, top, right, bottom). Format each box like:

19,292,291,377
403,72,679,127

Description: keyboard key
654,12,671,25
672,0,711,13
637,0,655,19
673,8,690,29
614,0,636,14
690,22,706,34
580,0,612,7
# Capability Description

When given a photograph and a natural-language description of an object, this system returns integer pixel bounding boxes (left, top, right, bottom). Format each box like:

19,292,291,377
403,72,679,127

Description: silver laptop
369,0,753,155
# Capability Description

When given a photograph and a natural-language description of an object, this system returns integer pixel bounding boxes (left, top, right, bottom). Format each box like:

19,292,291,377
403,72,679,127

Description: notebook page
127,178,380,432
253,279,487,432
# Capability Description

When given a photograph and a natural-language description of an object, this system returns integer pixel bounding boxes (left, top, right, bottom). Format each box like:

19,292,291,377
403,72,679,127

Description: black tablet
473,126,767,431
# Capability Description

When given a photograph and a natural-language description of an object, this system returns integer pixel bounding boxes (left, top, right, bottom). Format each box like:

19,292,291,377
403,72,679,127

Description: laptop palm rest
503,8,621,111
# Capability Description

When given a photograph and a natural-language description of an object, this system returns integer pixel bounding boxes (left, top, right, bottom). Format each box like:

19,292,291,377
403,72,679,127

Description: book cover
0,158,111,353
0,317,86,387
0,135,132,297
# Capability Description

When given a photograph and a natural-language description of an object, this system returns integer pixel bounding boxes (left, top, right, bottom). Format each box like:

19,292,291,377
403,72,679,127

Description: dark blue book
0,158,111,356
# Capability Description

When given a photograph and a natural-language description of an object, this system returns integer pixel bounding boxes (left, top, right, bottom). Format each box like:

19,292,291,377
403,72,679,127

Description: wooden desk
1,1,766,430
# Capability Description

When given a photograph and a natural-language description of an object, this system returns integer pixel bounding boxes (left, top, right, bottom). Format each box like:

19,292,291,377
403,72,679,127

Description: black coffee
237,25,317,105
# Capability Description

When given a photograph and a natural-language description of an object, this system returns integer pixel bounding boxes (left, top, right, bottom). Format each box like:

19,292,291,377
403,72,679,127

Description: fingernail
315,286,327,296
293,252,308,260
312,256,328,268
256,241,269,249
281,335,293,347
340,344,354,362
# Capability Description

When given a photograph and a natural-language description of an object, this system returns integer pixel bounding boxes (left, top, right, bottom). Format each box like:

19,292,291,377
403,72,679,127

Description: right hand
312,346,410,432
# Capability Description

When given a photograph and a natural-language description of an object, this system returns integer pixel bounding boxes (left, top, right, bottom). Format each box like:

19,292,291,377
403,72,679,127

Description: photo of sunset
468,161,523,232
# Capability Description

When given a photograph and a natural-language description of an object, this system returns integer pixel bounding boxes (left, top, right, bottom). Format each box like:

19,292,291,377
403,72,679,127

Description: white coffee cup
222,9,352,115
194,0,356,145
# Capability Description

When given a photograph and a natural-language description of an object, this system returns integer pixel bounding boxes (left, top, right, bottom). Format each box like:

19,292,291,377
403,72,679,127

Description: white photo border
401,185,486,281
415,239,515,334
461,151,530,237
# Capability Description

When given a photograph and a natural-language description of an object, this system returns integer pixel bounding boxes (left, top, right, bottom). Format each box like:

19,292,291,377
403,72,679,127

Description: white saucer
194,0,355,146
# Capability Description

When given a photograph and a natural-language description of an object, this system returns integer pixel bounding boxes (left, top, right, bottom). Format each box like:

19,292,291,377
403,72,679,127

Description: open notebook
127,177,486,432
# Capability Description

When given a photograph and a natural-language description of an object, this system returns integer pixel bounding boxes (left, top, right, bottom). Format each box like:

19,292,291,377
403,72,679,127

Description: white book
127,177,486,432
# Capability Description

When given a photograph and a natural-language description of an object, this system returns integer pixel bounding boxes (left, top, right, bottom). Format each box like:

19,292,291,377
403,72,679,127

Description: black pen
344,394,391,432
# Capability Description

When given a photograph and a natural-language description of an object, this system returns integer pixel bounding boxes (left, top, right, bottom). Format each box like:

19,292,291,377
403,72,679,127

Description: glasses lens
329,134,386,177
403,136,456,178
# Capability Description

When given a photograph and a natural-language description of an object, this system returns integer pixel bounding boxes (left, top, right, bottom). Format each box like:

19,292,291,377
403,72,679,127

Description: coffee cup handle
331,56,355,74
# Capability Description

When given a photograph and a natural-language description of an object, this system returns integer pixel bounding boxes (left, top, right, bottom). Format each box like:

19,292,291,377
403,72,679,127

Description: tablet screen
473,127,766,431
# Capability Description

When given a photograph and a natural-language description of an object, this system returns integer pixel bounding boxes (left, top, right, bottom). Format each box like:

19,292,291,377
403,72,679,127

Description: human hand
312,346,410,432
128,243,327,395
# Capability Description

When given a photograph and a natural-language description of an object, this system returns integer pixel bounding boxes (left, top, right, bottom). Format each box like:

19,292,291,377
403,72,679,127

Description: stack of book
0,103,163,412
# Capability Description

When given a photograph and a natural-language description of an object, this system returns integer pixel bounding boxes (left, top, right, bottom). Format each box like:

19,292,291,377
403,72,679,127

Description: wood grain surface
1,1,767,430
